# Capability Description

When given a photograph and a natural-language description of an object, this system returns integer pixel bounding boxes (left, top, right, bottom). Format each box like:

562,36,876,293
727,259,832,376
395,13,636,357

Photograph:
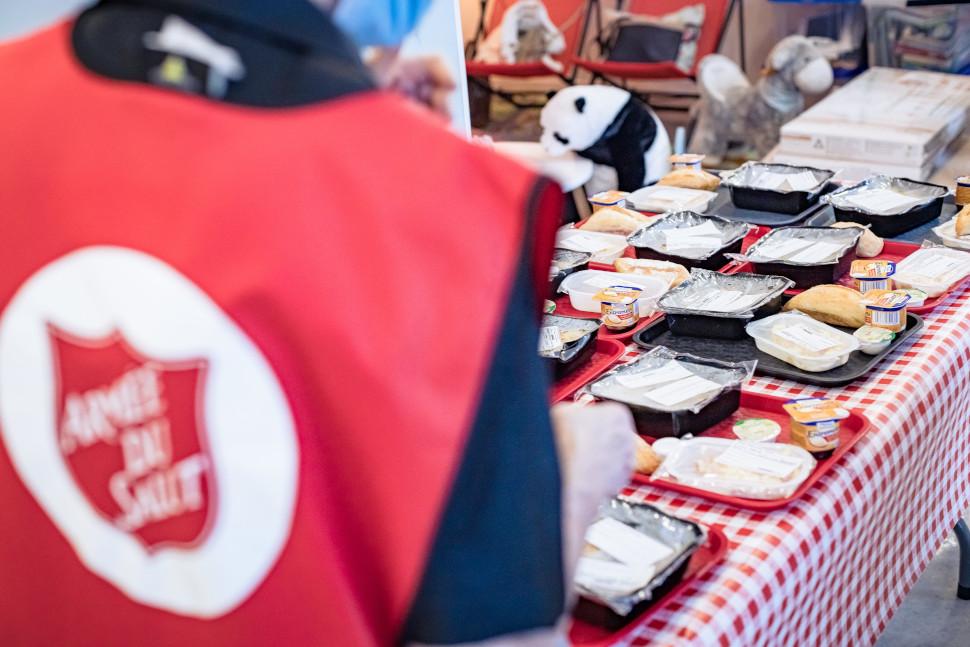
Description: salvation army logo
0,247,299,618
52,327,213,550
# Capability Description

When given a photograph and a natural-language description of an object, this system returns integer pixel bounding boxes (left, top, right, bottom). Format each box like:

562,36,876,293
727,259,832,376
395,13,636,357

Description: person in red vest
0,0,636,645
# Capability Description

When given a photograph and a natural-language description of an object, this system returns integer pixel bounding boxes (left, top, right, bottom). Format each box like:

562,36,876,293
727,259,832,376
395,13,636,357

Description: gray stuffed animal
689,35,833,162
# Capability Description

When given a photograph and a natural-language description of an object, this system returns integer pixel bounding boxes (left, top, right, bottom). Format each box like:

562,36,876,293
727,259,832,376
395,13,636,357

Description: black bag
606,23,683,63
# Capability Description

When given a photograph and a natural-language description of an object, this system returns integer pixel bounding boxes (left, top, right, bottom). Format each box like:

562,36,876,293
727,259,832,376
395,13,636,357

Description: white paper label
782,171,822,192
787,241,846,264
846,189,923,214
539,326,563,353
668,222,721,238
574,555,655,596
714,444,804,478
775,324,841,353
584,518,674,572
643,374,722,408
664,236,723,253
615,361,694,389
681,289,766,313
909,254,968,281
559,233,610,254
756,237,814,260
753,172,788,190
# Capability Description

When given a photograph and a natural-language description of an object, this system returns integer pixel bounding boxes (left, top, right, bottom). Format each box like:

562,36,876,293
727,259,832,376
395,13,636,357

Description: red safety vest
0,22,559,646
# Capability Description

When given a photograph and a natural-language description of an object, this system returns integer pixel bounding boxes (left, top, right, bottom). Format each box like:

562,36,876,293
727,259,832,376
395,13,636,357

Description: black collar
73,0,375,107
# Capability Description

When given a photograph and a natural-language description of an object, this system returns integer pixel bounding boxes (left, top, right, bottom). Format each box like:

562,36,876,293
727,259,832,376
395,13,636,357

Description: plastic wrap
722,162,833,196
892,244,970,297
538,315,600,360
745,311,860,372
626,212,751,262
932,217,970,251
574,498,705,616
740,226,862,267
556,228,629,263
654,437,816,500
823,175,947,216
584,346,755,415
659,269,793,319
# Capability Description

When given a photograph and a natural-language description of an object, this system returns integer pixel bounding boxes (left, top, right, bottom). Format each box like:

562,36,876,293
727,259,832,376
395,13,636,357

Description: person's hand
374,53,455,118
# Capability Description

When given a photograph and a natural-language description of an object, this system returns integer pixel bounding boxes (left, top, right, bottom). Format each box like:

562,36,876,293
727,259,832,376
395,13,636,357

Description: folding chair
465,0,597,108
574,0,735,84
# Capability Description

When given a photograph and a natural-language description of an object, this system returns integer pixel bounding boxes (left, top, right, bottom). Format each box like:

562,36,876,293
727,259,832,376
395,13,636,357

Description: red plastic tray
551,338,626,404
568,525,729,646
632,391,872,510
719,239,945,314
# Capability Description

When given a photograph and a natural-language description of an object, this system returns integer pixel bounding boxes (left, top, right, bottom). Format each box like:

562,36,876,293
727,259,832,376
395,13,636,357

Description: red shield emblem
51,325,214,550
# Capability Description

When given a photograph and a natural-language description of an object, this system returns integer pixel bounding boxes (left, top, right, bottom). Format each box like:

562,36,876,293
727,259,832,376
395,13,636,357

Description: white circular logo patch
0,246,299,618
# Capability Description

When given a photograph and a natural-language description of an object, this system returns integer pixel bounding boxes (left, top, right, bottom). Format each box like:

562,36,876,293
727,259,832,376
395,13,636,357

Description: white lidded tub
559,270,668,316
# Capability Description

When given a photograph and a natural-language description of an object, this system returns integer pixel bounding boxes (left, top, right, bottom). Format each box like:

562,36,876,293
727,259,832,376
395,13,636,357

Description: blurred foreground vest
0,22,556,646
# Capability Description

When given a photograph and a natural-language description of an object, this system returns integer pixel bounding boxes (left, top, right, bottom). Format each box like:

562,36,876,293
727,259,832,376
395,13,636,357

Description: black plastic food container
752,250,857,290
628,212,750,271
659,271,793,340
572,501,705,631
830,178,947,237
573,557,693,631
665,294,786,340
548,330,598,379
549,248,591,295
725,163,835,215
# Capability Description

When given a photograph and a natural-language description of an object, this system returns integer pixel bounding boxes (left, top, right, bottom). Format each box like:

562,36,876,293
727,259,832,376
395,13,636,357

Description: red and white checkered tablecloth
613,282,970,647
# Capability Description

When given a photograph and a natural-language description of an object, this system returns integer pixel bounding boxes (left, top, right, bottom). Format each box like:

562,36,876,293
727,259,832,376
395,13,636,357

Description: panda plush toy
540,85,671,194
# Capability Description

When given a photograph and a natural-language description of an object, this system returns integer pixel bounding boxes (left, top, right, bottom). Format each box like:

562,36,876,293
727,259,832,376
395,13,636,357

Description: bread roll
658,167,721,192
783,284,866,328
634,436,662,475
829,222,884,258
582,207,657,236
956,204,970,237
613,258,690,287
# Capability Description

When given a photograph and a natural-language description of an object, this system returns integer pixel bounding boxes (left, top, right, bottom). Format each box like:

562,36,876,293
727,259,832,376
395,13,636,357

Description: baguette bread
581,207,657,236
613,258,690,287
829,222,884,257
657,167,721,192
956,204,970,237
634,435,662,475
783,284,866,328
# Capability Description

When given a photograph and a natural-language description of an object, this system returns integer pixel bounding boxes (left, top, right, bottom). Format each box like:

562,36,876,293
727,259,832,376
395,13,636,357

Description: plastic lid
560,270,668,299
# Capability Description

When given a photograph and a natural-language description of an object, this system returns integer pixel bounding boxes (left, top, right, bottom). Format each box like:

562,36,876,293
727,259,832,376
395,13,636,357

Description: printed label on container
756,237,815,261
575,555,655,596
642,374,722,409
774,324,841,353
560,234,611,254
681,289,766,313
787,241,846,264
846,189,923,214
584,517,674,572
714,444,804,479
615,361,694,389
539,326,563,353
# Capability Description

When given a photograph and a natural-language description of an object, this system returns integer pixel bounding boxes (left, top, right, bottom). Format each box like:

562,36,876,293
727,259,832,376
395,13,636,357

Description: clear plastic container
556,228,629,264
654,437,816,500
559,270,668,315
745,311,860,372
932,217,970,251
892,246,970,298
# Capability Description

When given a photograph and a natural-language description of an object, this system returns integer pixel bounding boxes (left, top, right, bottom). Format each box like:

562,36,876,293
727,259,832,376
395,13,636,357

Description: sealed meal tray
539,315,601,379
889,245,970,298
721,162,834,215
573,498,705,629
556,228,629,264
657,269,794,340
549,248,592,294
823,175,948,237
627,185,718,214
745,311,860,373
654,437,816,501
583,346,754,438
626,211,751,271
741,226,862,289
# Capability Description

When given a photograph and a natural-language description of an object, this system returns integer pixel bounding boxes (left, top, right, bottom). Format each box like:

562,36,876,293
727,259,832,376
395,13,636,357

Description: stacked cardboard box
770,67,970,180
